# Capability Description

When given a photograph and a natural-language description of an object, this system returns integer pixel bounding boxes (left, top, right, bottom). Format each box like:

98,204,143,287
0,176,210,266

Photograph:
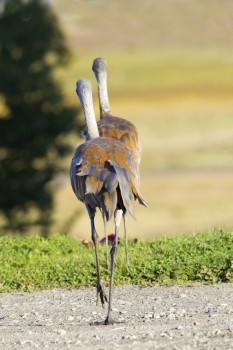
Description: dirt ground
0,283,233,349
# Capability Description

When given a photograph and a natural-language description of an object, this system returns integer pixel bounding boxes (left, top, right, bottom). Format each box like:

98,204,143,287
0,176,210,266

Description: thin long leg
123,213,130,265
86,205,107,307
104,210,122,324
102,212,109,269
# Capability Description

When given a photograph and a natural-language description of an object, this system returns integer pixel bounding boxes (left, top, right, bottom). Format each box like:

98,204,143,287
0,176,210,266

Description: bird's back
70,137,146,221
97,115,141,164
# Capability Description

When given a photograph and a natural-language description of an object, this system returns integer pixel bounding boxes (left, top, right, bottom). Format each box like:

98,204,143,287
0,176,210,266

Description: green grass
0,230,232,293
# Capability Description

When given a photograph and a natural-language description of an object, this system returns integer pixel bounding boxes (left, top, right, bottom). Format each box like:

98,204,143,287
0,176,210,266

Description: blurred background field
50,0,233,240
1,0,233,240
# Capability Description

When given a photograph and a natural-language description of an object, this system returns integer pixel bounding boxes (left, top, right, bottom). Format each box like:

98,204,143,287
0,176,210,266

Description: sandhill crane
92,57,141,162
70,78,147,324
92,57,142,266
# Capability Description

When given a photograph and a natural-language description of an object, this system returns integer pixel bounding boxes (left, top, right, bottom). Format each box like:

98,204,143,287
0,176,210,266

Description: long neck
93,58,112,118
76,79,99,140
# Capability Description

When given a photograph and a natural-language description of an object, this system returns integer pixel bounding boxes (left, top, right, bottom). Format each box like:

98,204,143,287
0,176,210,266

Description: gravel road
0,283,233,349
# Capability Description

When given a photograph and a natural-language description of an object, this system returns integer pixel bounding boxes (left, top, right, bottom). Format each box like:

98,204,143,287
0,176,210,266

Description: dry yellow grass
50,0,233,240
52,169,233,241
51,93,233,240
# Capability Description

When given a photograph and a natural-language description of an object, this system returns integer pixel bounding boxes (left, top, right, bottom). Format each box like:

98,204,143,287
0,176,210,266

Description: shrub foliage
0,0,80,235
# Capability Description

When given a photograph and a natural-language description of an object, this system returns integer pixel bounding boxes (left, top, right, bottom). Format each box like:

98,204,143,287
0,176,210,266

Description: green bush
0,230,232,292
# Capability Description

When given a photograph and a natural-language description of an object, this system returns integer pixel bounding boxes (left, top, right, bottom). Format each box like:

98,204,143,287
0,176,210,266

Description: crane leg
104,210,121,325
102,212,109,269
87,205,108,307
123,213,130,265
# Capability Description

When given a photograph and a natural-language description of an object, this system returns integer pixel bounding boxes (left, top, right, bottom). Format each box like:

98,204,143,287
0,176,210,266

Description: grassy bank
0,230,232,293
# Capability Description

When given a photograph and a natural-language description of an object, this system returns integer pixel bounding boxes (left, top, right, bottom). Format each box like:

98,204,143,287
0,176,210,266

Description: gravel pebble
0,284,233,349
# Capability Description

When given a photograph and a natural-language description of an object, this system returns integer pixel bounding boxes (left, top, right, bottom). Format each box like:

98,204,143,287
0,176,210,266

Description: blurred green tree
0,0,80,235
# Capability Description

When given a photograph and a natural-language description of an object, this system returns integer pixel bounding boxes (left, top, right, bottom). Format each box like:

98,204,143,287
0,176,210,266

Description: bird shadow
90,319,125,326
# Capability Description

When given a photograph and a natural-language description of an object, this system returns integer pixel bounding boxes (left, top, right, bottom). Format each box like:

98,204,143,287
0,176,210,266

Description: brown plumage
97,115,140,162
70,137,145,221
70,78,147,325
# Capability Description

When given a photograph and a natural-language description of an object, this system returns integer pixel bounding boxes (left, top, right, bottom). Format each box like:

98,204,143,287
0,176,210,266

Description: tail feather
107,160,136,219
134,189,148,208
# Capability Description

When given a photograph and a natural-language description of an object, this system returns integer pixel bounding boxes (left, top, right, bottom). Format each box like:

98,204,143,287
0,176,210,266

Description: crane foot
96,281,108,307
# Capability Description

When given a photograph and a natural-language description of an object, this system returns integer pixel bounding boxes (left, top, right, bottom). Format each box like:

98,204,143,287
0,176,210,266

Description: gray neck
92,57,111,118
76,79,99,140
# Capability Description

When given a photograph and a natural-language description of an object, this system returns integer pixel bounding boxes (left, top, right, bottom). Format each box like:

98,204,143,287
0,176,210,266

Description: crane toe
96,281,108,307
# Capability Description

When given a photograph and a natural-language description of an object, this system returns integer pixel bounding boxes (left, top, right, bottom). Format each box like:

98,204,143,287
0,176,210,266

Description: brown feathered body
70,137,146,222
97,115,141,164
